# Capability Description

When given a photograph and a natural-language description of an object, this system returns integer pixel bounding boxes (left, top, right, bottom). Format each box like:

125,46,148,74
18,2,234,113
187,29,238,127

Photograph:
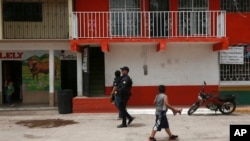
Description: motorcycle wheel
187,102,200,115
219,101,236,114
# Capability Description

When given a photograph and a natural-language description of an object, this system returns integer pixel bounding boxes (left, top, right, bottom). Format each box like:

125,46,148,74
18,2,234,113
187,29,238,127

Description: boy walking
149,85,182,141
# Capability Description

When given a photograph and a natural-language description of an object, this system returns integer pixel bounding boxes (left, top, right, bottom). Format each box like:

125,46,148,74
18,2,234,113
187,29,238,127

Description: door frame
82,45,90,96
2,60,22,104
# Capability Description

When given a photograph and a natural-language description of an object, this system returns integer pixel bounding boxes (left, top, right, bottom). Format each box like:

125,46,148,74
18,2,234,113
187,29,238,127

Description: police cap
120,66,129,72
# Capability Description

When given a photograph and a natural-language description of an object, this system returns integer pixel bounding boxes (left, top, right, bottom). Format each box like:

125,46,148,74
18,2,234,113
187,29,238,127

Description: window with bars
221,0,250,12
109,0,140,36
179,0,208,11
178,0,209,36
220,45,250,81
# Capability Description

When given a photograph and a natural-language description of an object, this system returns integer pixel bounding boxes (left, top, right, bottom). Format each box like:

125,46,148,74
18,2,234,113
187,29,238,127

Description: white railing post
224,11,226,37
72,12,78,39
148,12,150,38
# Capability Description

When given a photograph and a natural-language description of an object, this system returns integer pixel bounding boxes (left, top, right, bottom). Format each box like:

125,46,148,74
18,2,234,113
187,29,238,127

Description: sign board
0,51,24,60
82,47,89,72
220,47,244,64
60,51,76,60
0,50,76,60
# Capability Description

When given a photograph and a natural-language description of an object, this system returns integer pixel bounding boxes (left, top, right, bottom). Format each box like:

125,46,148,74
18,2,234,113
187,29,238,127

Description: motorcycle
187,81,236,115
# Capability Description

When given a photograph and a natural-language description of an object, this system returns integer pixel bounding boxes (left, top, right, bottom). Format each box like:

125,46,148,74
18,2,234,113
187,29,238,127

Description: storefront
0,40,77,106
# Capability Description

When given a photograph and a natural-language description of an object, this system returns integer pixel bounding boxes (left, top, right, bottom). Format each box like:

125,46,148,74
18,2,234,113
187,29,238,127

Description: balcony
72,11,226,39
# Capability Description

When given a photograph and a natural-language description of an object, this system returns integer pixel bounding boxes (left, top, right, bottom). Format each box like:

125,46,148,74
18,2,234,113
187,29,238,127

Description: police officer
117,66,134,128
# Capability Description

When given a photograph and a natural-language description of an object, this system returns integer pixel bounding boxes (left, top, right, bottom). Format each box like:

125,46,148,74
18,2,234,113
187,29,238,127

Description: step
73,97,117,113
89,90,105,95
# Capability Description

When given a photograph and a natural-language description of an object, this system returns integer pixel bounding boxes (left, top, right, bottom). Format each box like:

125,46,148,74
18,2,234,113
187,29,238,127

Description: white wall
105,43,219,86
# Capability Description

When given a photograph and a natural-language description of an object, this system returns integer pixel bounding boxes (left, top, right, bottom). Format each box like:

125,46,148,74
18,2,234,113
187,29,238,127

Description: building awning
70,37,229,53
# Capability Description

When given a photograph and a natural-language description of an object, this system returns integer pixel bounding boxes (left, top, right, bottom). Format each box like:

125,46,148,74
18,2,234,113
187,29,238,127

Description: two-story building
1,0,250,110
0,0,77,106
71,0,250,112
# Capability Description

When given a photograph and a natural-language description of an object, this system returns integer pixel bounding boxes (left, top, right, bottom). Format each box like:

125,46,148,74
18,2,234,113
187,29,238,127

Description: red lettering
0,52,7,58
0,52,23,59
17,52,23,58
0,52,3,58
6,53,13,58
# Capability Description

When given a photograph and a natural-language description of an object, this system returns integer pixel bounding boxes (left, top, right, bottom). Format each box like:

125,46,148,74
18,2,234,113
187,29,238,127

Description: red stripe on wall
106,85,218,106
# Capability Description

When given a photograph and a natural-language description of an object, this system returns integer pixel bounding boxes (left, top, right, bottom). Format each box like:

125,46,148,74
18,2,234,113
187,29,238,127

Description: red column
209,0,220,11
170,0,178,37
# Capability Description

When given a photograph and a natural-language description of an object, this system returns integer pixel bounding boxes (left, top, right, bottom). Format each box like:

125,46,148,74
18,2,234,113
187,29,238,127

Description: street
0,110,249,141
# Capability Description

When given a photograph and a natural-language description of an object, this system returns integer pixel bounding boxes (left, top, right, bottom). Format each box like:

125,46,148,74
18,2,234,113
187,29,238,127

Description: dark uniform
112,73,122,118
111,75,121,101
117,74,133,127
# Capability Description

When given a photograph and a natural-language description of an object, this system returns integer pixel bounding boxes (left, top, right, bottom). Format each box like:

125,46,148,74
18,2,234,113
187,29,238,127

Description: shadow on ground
128,123,146,127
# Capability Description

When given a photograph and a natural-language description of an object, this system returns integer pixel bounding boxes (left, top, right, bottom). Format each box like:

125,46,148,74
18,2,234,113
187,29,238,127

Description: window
110,0,140,36
149,0,170,37
3,2,43,22
221,0,250,12
220,45,250,81
110,0,139,10
178,0,209,36
149,0,169,11
179,0,208,11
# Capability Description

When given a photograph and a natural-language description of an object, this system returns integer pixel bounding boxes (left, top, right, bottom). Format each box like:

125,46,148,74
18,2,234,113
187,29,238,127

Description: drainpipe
0,0,3,40
68,0,73,39
49,49,55,106
0,60,2,105
76,52,83,96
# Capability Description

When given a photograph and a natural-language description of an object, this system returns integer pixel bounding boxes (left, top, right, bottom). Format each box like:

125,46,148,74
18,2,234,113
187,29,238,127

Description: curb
235,108,250,113
0,107,57,111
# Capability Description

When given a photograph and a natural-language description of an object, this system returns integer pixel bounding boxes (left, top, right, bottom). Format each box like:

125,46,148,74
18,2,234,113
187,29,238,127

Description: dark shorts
153,112,169,131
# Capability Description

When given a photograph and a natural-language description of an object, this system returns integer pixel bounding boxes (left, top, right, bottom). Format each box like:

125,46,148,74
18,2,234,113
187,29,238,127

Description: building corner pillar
0,60,2,105
68,0,73,39
77,52,83,96
49,50,55,106
0,0,3,40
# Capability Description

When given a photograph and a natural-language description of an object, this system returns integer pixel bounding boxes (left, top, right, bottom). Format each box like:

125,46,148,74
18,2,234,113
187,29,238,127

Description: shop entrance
2,61,22,104
60,60,77,97
82,47,105,97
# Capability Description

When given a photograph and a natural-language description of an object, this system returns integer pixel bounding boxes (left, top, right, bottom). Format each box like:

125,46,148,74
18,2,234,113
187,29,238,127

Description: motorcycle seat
218,95,235,102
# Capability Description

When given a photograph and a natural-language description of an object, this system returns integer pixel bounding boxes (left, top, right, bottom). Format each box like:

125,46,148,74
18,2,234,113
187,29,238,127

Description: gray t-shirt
155,93,168,115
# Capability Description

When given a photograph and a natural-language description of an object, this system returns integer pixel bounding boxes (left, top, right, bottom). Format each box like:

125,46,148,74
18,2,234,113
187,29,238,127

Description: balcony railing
72,11,226,39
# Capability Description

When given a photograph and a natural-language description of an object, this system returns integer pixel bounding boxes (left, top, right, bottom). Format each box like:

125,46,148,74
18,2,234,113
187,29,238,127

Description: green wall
220,86,250,105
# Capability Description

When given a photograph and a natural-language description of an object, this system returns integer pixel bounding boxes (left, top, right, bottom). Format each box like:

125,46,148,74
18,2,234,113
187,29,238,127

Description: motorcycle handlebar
200,81,206,93
203,81,206,85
